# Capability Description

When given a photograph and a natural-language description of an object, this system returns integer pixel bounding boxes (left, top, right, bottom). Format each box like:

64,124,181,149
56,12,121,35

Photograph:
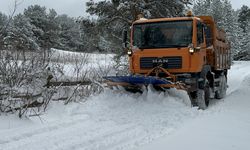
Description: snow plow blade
103,76,186,90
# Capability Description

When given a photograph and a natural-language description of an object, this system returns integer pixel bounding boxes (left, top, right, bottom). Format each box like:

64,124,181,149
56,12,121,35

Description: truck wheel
124,86,143,94
189,79,210,110
197,81,210,110
215,74,227,99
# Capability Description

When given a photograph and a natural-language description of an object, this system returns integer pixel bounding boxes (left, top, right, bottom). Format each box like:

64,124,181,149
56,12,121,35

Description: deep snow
135,61,250,150
0,53,250,150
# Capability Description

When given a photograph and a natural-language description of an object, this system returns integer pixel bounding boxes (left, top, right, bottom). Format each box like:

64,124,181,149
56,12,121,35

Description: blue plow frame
103,75,172,85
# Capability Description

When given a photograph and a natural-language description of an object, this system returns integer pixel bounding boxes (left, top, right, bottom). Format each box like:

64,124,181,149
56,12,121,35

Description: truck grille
140,56,182,69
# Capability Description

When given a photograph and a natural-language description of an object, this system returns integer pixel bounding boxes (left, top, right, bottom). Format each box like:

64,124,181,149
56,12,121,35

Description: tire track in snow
0,114,90,145
54,124,143,150
3,121,136,150
83,126,175,150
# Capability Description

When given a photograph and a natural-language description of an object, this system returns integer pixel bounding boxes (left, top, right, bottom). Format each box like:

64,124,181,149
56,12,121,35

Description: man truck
104,12,231,109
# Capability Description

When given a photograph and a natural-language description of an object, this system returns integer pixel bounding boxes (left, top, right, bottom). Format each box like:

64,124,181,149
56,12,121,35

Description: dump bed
199,16,231,70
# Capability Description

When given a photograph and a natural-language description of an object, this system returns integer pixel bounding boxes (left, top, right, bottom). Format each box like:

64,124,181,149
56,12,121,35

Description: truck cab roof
133,16,201,24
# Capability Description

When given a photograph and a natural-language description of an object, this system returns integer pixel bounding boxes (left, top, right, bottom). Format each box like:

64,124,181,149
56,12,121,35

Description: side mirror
195,47,201,51
189,43,201,54
122,30,128,49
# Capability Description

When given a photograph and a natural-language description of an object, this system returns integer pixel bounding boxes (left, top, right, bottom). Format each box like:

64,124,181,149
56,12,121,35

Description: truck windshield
133,20,193,49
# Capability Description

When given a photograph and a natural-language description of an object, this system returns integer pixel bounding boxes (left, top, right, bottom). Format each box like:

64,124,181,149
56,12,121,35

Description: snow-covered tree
193,0,212,15
46,9,60,49
221,0,243,57
23,5,59,50
234,5,250,60
210,0,224,27
4,14,39,51
193,0,244,60
234,19,250,60
0,12,8,32
238,5,250,32
56,14,84,51
79,18,103,52
2,5,93,52
87,0,192,23
0,12,8,49
246,23,250,53
193,0,225,26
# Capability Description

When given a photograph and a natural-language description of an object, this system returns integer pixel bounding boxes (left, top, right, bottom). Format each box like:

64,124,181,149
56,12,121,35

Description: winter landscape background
0,0,250,150
1,0,250,59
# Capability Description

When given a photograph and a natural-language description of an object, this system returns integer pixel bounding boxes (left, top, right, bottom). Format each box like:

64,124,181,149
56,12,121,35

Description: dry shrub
0,49,124,117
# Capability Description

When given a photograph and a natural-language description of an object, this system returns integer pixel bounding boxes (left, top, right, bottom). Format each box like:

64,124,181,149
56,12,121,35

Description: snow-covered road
1,61,250,150
135,61,250,150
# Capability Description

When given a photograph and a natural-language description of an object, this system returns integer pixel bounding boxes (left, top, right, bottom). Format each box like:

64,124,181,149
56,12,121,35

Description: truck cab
124,14,231,109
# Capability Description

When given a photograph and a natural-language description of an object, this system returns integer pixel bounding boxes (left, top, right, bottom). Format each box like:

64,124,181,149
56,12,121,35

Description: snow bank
0,86,200,150
227,61,250,94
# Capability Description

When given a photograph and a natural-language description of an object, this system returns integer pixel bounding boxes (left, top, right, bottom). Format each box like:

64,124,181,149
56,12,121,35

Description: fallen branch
0,93,42,100
64,84,80,105
6,100,44,113
46,80,92,87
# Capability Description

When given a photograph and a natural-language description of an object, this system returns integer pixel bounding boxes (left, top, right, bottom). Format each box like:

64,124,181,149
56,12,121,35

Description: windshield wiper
166,44,187,48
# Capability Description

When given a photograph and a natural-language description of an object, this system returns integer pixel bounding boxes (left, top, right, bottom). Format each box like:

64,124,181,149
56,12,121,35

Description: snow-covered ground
135,61,250,150
0,51,250,150
49,49,115,80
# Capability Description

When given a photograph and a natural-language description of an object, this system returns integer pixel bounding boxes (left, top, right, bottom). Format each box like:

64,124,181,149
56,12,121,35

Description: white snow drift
1,60,250,150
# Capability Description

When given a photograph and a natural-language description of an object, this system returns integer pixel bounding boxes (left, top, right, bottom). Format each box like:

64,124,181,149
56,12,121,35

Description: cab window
197,22,204,45
204,25,213,47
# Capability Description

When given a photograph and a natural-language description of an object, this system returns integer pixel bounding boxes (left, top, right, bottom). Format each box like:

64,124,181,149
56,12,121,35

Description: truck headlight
188,43,195,54
127,50,132,56
189,48,194,53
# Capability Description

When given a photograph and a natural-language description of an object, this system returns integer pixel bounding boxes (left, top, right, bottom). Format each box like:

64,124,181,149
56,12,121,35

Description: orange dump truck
104,13,231,109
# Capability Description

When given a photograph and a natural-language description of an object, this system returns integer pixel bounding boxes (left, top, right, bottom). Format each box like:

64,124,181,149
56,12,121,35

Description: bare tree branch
0,0,23,35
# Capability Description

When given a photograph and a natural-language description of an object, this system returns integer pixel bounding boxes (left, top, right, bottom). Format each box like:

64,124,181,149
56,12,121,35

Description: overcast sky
0,0,250,17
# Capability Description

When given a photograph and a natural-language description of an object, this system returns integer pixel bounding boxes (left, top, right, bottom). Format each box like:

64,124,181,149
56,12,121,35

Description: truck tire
124,86,143,93
215,74,227,99
197,79,210,109
189,79,210,110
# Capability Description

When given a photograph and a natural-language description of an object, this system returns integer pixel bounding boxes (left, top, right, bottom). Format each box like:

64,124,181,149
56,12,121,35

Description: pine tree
0,12,8,32
221,0,242,57
193,0,244,60
246,22,250,56
238,5,250,32
0,12,8,49
80,18,103,52
193,0,212,16
236,20,250,60
193,0,224,27
23,5,59,50
210,0,224,27
2,5,92,52
56,14,84,51
234,5,250,60
46,9,60,49
3,14,39,51
86,0,190,24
